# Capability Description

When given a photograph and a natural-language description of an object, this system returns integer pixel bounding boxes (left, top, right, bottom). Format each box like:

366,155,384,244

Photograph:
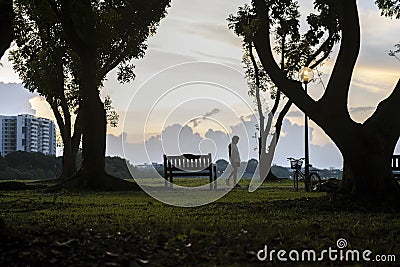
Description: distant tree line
0,152,133,180
0,152,342,180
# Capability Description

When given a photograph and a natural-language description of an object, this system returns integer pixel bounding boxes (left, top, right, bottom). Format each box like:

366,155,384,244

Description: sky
0,0,399,169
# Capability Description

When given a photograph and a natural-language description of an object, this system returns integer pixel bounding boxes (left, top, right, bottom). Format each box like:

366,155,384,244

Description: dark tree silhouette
0,0,13,57
10,1,122,180
43,0,171,190
251,0,400,203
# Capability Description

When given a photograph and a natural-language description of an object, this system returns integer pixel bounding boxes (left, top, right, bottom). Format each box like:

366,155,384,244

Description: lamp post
299,67,314,192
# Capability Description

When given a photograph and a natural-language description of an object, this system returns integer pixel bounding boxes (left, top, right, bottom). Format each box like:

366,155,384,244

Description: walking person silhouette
226,135,240,186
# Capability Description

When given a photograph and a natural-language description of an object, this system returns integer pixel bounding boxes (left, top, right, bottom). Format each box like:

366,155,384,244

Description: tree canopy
9,0,171,190
376,0,400,19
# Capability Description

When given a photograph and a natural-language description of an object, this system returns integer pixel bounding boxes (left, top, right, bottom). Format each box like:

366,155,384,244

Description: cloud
274,119,342,169
0,82,37,115
115,124,205,164
190,108,221,128
286,111,304,118
28,95,56,122
191,50,242,67
348,106,376,114
184,22,242,49
288,106,378,120
108,117,344,169
109,117,258,164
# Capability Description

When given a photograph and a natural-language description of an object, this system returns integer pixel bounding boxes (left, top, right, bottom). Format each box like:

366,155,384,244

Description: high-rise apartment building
0,114,56,157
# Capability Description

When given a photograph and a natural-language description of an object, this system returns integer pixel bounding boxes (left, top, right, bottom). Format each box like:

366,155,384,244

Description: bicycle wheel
309,172,321,192
293,172,299,191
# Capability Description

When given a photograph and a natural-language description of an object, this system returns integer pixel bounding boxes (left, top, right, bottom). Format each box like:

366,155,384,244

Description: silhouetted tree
26,0,171,190
251,0,400,203
229,0,340,183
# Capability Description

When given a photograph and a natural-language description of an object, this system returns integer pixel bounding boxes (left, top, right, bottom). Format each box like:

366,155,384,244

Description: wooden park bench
163,153,217,190
392,155,400,178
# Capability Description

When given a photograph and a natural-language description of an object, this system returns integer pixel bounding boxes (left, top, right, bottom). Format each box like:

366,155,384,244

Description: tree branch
319,0,360,117
49,102,66,141
249,42,265,135
98,46,131,80
364,79,400,153
271,35,285,115
71,107,82,155
252,0,320,123
308,36,335,69
275,100,292,143
51,0,93,57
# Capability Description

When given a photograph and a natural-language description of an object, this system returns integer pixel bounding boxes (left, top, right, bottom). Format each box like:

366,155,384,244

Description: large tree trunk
60,50,138,191
338,129,400,203
81,52,106,178
341,153,400,203
52,0,139,191
49,102,77,181
60,138,75,178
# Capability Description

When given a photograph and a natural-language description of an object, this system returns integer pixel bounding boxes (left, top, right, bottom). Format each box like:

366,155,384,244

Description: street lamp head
299,67,314,84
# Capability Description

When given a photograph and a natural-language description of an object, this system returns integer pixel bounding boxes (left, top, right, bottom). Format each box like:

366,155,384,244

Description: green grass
1,179,399,266
134,177,297,188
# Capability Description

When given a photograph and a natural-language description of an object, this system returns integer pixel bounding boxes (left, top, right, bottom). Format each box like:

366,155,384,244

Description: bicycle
287,157,321,192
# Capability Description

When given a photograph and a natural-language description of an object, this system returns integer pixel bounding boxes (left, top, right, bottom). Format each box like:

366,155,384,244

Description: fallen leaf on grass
105,251,120,258
54,239,77,247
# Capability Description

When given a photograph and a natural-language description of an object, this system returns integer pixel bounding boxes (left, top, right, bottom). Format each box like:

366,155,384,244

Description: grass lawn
1,179,399,266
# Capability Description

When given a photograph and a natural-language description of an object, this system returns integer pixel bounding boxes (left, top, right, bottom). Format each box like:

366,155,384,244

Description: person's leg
232,166,238,184
226,164,234,186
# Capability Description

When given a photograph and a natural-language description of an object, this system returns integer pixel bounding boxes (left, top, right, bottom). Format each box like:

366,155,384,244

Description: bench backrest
164,153,212,172
392,155,400,171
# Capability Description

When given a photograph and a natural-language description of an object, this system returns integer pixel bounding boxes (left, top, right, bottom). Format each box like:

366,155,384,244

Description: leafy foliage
104,96,119,128
376,0,400,19
389,43,400,62
48,0,171,85
228,0,341,92
10,0,79,108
